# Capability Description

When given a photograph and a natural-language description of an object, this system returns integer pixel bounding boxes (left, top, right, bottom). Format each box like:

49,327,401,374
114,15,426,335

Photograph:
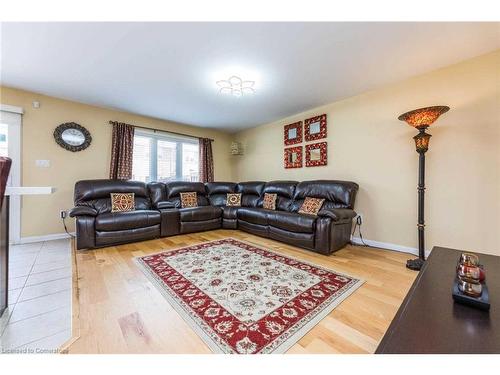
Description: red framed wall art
304,114,327,141
305,142,327,167
284,146,303,169
284,121,303,145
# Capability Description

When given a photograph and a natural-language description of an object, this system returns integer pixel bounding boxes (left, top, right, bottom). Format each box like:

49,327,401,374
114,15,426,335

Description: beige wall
1,50,498,255
0,86,235,237
234,50,500,256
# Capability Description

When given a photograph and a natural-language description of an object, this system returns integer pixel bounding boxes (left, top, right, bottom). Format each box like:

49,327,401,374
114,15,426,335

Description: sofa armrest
69,206,98,217
157,201,177,209
159,208,180,236
74,216,96,249
317,208,356,222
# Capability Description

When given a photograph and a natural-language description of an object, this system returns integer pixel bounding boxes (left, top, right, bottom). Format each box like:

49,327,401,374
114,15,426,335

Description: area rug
134,238,363,354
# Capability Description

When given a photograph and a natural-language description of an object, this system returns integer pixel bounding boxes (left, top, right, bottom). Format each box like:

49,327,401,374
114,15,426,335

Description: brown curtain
109,121,135,179
199,138,214,183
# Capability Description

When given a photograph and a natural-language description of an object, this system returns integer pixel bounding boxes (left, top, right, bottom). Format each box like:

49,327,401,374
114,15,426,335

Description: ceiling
1,22,499,132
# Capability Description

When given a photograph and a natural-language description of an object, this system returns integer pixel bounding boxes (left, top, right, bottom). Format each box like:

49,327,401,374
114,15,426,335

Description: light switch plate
35,159,50,167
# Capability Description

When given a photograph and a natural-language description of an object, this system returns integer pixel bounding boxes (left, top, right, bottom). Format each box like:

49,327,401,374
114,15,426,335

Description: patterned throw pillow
226,193,242,207
110,193,135,213
298,197,325,216
262,193,277,210
180,192,198,208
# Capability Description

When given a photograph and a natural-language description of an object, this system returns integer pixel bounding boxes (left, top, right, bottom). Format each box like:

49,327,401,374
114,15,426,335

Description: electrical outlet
35,160,50,168
355,213,363,224
60,210,67,219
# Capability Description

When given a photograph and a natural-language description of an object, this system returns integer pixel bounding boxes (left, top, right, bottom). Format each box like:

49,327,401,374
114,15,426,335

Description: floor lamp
398,106,450,271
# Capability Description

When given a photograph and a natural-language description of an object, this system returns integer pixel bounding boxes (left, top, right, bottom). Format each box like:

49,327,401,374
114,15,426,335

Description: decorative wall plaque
284,146,303,169
305,114,327,141
305,142,327,167
284,121,303,145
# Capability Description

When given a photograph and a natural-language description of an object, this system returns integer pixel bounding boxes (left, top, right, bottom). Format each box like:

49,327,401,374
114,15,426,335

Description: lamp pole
407,126,431,270
398,106,449,271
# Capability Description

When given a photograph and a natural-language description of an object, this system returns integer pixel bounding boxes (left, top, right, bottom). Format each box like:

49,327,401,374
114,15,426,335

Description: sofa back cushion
205,182,237,206
163,181,209,208
147,182,165,208
261,181,298,211
291,180,359,211
74,179,151,214
236,181,265,207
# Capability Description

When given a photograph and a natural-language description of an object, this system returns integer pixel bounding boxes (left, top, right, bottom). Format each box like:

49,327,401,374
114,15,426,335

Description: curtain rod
108,121,214,142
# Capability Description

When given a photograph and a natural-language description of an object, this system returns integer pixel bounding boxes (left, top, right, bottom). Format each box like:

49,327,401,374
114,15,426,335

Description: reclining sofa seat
237,180,297,241
292,180,359,254
70,179,160,249
235,180,359,254
149,181,222,235
70,179,359,255
205,181,238,229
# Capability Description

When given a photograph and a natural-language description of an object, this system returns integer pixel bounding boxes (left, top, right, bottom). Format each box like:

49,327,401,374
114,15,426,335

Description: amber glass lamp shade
413,132,431,153
398,106,450,128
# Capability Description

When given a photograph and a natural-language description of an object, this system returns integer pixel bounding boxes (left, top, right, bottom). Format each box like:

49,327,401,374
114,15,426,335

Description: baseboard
351,236,432,257
15,232,75,245
16,231,429,257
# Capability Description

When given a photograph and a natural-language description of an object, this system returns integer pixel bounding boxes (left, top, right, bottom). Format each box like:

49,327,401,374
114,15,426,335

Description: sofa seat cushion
95,210,160,231
95,225,160,247
179,206,222,222
239,220,269,238
237,207,269,226
267,211,317,233
222,206,239,220
268,226,314,249
180,218,221,234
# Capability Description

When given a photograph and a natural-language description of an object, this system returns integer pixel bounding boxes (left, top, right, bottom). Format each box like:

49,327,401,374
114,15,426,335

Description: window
132,130,199,183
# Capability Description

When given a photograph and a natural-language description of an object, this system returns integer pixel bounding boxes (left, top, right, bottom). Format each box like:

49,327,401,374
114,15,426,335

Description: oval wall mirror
54,122,92,152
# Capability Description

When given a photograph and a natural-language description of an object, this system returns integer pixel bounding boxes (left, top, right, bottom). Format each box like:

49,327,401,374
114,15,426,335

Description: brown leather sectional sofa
70,179,359,255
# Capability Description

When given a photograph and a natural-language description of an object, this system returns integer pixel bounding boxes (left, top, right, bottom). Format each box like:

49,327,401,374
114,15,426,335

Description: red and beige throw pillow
226,193,242,207
298,197,325,216
262,193,277,210
110,193,135,213
180,192,198,208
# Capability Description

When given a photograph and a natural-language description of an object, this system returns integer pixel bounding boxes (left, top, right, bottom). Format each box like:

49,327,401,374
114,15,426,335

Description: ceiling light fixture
216,75,255,97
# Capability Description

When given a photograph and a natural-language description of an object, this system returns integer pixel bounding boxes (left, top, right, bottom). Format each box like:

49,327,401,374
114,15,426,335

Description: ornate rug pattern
135,238,363,354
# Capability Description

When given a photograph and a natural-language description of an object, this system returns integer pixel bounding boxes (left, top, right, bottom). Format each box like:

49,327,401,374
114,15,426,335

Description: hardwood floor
66,230,417,354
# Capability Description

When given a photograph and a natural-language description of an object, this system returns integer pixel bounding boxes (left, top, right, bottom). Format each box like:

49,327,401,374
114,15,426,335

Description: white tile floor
0,238,72,354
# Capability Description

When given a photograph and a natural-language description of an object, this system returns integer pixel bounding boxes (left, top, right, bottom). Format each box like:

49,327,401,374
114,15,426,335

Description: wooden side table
376,246,499,354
